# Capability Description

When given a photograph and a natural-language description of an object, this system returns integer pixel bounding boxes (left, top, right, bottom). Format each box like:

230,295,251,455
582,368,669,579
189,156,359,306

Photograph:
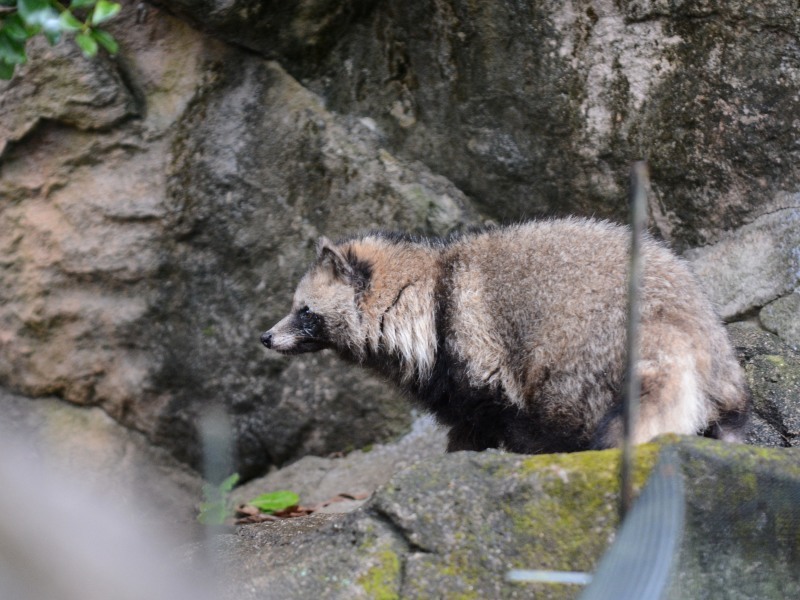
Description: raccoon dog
261,218,749,453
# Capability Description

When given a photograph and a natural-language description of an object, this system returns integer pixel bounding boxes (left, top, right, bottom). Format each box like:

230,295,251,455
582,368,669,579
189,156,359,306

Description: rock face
0,37,137,156
157,1,800,249
665,440,800,600
760,290,800,351
0,388,204,540
151,0,380,64
0,6,473,476
2,6,799,595
1,1,800,477
295,0,800,250
729,322,800,449
685,207,800,321
231,415,447,510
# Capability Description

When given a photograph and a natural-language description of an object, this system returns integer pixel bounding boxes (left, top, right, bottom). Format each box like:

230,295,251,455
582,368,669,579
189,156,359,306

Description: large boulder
293,0,800,250
685,207,800,321
0,387,204,540
187,438,800,599
189,444,661,599
0,5,473,477
149,1,800,249
728,322,800,449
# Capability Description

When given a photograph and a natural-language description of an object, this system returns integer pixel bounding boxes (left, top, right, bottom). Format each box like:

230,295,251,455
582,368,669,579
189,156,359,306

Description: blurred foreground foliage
0,0,120,79
198,473,240,526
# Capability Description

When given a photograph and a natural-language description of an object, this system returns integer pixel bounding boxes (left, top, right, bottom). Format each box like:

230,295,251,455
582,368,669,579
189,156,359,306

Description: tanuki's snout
260,330,273,349
260,312,328,355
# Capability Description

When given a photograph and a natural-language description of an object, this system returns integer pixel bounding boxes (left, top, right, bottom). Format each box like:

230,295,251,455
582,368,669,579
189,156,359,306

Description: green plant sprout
197,472,240,526
0,0,121,79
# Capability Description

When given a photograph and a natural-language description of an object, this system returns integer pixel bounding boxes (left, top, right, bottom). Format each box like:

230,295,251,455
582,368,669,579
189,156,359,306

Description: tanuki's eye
296,305,322,337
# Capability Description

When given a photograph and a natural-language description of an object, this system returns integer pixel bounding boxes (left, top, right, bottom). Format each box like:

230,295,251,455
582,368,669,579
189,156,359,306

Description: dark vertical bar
621,161,649,519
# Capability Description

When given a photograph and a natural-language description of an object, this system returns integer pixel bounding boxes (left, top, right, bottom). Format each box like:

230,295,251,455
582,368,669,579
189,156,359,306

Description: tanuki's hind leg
702,356,752,443
446,421,502,452
703,404,751,443
591,354,710,448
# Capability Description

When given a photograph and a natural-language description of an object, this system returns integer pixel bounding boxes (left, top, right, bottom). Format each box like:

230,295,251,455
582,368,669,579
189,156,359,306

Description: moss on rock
506,444,659,581
358,547,402,600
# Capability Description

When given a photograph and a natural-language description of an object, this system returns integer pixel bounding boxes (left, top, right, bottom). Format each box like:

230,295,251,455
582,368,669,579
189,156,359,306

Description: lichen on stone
507,444,659,576
358,547,402,600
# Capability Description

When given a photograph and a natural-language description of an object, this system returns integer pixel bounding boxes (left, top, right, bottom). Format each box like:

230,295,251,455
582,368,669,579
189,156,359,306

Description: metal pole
620,161,649,519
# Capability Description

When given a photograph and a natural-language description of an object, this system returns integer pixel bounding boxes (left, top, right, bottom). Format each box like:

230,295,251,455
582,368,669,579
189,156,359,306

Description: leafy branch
0,0,121,80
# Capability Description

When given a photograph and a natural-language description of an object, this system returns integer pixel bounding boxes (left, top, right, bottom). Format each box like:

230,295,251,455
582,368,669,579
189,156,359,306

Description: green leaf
92,28,118,54
248,490,300,514
0,59,15,80
0,31,26,65
18,0,60,37
70,0,96,8
75,31,97,56
197,473,240,525
197,501,228,525
58,11,83,32
18,0,49,16
2,15,33,42
91,0,120,25
219,472,241,493
18,0,51,22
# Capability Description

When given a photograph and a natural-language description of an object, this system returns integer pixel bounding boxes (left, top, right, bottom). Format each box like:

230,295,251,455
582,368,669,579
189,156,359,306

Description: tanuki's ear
316,237,354,280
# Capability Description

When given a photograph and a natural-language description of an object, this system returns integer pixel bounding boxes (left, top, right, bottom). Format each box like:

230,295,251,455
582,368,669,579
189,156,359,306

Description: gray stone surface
300,0,800,250
760,290,800,351
728,322,800,448
685,208,800,320
666,440,800,600
189,439,800,599
0,387,204,540
151,0,379,65
196,444,657,600
232,415,447,509
146,0,800,250
0,37,138,155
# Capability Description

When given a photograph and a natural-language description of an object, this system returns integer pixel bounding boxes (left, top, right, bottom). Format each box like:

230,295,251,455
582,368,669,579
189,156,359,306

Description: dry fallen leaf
235,491,372,524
